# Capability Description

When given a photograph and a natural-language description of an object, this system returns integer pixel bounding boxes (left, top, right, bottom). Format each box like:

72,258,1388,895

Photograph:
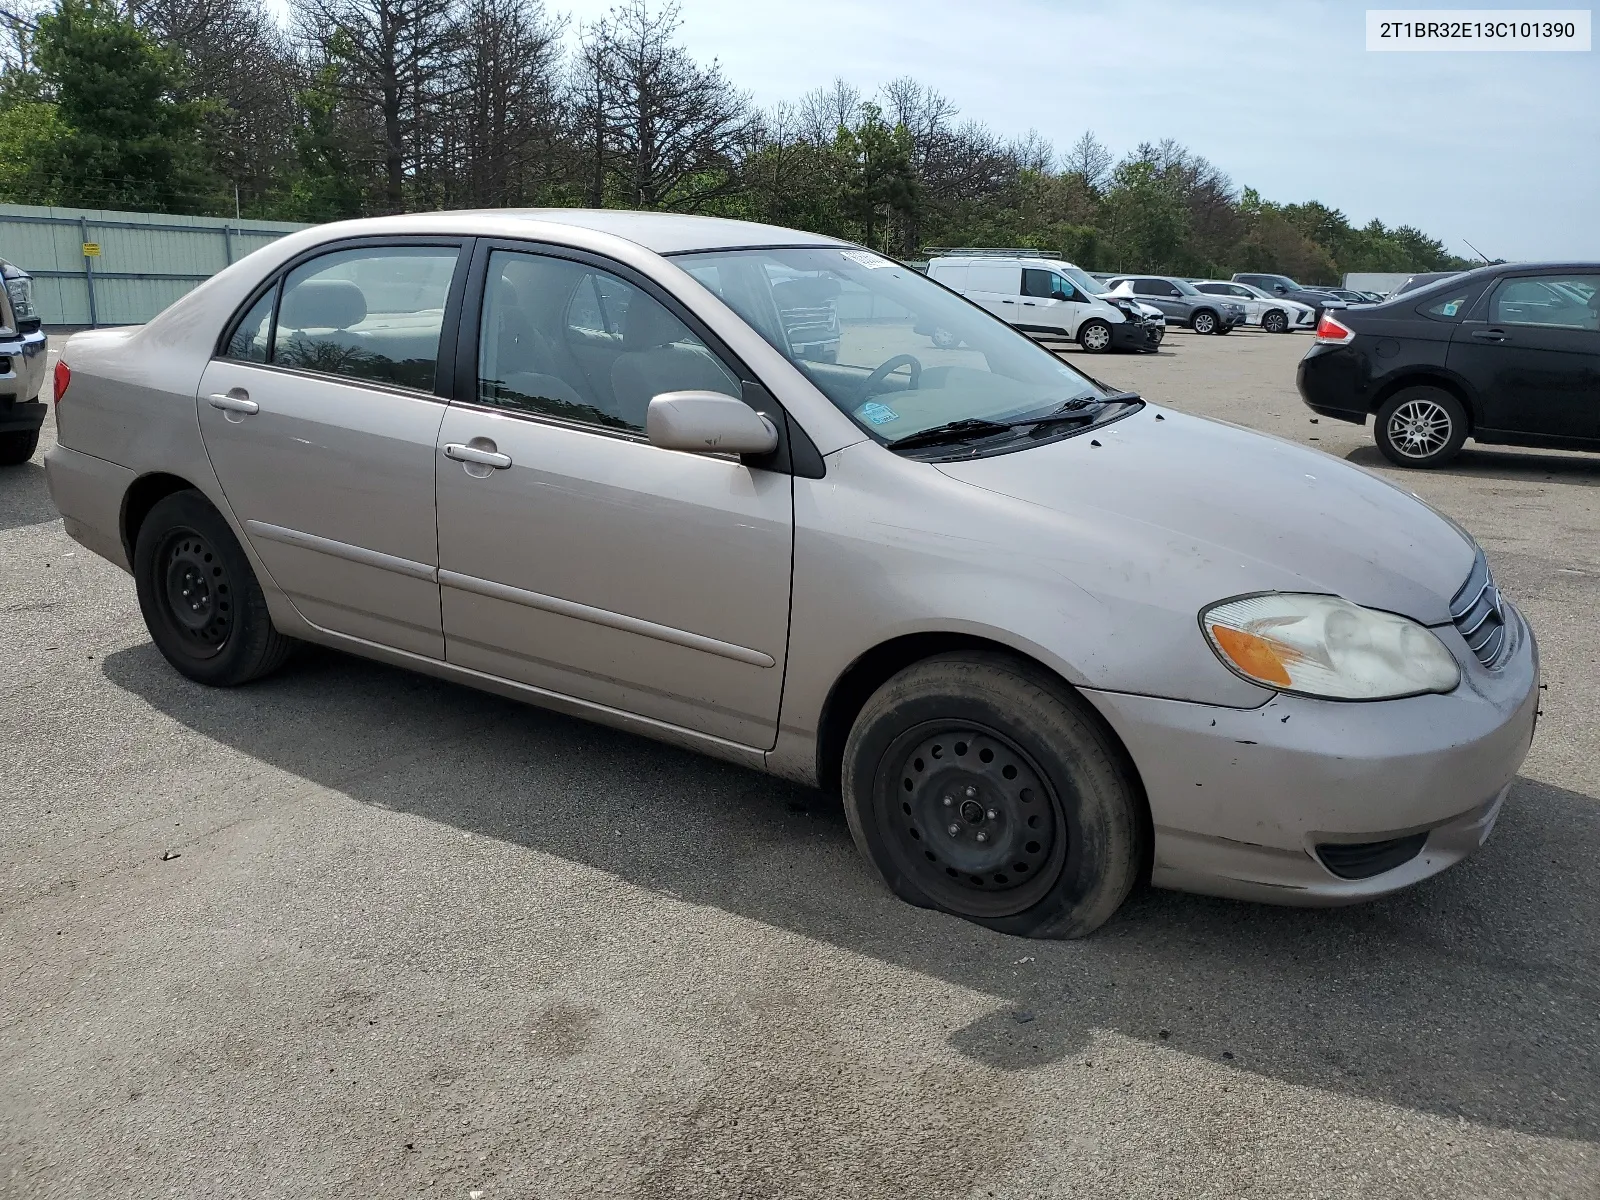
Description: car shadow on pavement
1345,443,1600,485
103,641,1600,1145
0,459,57,531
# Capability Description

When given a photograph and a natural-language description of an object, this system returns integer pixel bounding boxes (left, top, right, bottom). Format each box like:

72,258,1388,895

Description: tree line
0,0,1474,282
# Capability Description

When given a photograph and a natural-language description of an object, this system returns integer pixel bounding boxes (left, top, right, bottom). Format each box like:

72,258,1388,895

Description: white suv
927,254,1161,353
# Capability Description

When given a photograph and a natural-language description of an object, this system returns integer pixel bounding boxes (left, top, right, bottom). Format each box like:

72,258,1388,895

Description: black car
1297,262,1600,467
1231,272,1337,320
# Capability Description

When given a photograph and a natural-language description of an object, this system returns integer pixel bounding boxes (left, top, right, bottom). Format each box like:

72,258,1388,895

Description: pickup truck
1,258,49,465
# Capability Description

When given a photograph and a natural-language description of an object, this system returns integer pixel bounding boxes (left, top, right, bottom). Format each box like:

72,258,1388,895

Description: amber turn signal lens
1209,624,1293,687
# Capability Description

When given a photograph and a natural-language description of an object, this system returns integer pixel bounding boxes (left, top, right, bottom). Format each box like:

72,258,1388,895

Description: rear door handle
207,392,258,415
1471,329,1509,342
444,442,512,469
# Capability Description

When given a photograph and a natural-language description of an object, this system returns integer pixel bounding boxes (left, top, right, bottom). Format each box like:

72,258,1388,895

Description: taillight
1315,313,1355,344
53,359,70,403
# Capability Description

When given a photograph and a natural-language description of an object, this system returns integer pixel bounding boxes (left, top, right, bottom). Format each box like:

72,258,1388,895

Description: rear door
1449,271,1600,443
197,239,468,657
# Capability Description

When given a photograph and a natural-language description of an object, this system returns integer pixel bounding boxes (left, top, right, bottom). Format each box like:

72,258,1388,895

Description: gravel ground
2,330,1598,1199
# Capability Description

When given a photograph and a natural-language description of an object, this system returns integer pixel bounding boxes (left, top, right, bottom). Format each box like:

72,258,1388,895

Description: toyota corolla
44,211,1538,937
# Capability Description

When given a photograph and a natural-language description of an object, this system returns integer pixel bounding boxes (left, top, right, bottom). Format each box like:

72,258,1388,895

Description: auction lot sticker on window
1367,9,1591,49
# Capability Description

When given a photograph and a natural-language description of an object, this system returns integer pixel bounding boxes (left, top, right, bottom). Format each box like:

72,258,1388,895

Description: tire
1262,309,1288,334
1076,320,1113,354
931,329,960,350
1191,309,1218,335
0,428,40,466
841,652,1147,939
1373,386,1469,469
133,489,294,686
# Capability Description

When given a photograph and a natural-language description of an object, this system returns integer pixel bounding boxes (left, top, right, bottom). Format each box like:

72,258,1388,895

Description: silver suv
1105,275,1246,334
1,258,48,465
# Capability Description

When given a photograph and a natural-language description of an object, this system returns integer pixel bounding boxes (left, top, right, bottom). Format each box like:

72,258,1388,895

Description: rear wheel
1262,309,1288,334
133,489,294,685
1374,387,1469,468
1077,319,1113,354
841,653,1146,939
0,428,39,466
1191,309,1218,335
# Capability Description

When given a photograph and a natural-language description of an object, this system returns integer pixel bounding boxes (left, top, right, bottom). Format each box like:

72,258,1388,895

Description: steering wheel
862,353,923,397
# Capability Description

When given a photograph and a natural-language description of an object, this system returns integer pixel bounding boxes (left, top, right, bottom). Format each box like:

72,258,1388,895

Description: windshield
1058,265,1110,296
674,246,1107,443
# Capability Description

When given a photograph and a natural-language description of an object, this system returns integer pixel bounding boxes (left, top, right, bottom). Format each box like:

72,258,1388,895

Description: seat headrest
622,298,687,351
281,279,366,331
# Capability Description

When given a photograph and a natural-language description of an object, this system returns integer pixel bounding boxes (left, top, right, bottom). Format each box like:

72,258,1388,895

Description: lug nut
942,795,954,807
986,808,998,820
975,831,989,843
947,823,961,837
964,786,978,798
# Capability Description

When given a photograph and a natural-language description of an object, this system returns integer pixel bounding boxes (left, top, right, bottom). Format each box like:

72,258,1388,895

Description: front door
1020,268,1081,335
197,241,466,658
433,246,795,748
1450,272,1600,443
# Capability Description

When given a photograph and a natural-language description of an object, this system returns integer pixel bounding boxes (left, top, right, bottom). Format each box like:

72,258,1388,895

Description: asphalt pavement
2,331,1597,1198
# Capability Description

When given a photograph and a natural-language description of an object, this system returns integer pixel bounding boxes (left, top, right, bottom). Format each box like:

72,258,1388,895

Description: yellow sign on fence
81,242,100,257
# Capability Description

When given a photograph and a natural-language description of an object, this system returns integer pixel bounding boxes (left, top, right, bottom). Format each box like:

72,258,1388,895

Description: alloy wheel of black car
1262,310,1288,334
1191,310,1217,334
1374,387,1469,468
1077,319,1112,353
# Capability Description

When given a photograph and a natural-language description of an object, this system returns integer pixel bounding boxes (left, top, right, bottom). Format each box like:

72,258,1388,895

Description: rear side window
1419,281,1488,322
273,246,460,391
1490,274,1600,330
223,288,275,362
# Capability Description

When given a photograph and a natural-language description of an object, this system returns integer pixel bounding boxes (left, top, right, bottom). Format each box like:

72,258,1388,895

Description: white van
926,254,1162,353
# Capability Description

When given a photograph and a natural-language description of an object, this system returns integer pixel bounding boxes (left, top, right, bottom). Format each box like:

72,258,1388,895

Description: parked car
1298,262,1600,467
926,254,1161,353
1316,287,1380,306
0,258,49,466
1104,275,1246,334
1230,273,1338,320
1392,271,1462,297
46,211,1538,938
1192,280,1316,334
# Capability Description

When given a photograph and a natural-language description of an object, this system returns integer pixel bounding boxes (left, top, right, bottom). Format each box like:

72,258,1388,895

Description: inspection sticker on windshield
840,249,891,269
858,402,901,425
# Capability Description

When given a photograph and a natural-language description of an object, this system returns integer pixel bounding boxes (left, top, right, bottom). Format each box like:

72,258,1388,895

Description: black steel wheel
1262,309,1289,334
842,652,1147,939
134,489,294,686
1191,309,1218,334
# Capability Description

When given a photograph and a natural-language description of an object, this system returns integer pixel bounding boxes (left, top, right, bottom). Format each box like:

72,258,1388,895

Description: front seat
609,299,737,429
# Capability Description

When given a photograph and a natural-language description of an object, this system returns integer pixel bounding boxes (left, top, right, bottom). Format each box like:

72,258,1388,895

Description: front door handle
1000,299,1015,304
1471,329,1509,342
444,442,512,469
207,392,258,415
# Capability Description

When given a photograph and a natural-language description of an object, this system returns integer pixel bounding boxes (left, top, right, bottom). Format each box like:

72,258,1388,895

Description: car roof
298,209,850,256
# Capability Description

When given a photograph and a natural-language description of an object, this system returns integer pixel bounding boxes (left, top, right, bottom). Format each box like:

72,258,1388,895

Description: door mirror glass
1273,284,1288,294
647,391,778,456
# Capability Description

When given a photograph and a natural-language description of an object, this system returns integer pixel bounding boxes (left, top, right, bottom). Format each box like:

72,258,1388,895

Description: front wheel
1262,310,1288,334
841,653,1147,939
0,428,39,466
133,489,294,686
1191,309,1218,335
930,329,960,350
1077,319,1113,354
1374,387,1468,468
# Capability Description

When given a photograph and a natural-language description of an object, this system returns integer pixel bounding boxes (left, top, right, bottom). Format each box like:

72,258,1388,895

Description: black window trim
452,236,824,478
1481,269,1600,331
212,234,477,402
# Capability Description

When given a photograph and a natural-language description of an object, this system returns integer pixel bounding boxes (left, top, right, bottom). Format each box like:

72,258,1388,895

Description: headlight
1201,593,1460,700
4,276,35,324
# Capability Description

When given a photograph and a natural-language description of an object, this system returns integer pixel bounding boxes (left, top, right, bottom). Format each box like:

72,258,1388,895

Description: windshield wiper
887,393,1143,451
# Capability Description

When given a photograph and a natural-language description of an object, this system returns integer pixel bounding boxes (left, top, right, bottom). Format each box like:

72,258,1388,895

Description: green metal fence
0,203,308,327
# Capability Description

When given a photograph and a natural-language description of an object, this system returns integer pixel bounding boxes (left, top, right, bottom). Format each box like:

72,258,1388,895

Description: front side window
1490,275,1600,330
1022,268,1073,299
675,246,1112,445
223,287,275,362
273,246,459,391
478,250,738,433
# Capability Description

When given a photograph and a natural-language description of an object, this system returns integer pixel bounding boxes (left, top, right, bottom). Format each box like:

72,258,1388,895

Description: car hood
934,406,1475,627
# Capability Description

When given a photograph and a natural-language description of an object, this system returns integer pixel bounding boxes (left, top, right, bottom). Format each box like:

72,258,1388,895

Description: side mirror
1273,284,1288,295
647,391,779,456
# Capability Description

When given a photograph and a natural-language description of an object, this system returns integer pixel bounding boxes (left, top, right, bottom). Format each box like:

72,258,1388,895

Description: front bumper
1,328,48,404
1084,600,1538,906
1109,319,1162,352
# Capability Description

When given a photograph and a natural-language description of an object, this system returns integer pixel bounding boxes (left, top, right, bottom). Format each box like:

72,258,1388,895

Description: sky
275,0,1600,260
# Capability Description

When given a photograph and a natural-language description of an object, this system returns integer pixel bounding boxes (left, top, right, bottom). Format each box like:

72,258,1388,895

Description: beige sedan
45,211,1537,937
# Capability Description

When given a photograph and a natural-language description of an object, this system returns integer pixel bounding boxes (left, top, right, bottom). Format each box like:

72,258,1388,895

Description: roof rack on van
923,247,1069,260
